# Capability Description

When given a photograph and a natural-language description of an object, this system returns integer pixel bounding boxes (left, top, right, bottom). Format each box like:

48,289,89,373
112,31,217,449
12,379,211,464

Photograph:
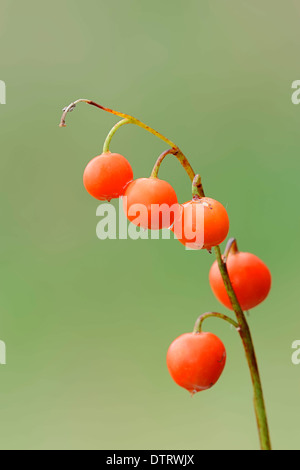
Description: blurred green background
0,0,299,450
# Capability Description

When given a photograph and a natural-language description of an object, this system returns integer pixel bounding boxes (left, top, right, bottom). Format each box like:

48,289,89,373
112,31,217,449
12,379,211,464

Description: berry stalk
214,245,271,450
102,118,132,153
193,312,239,332
150,148,196,183
223,237,239,262
192,174,205,199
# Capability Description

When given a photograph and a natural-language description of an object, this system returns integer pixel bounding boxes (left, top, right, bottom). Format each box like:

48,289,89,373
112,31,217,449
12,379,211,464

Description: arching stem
151,149,176,178
102,118,132,153
214,245,271,450
59,99,201,193
150,148,196,182
60,99,177,148
193,312,239,333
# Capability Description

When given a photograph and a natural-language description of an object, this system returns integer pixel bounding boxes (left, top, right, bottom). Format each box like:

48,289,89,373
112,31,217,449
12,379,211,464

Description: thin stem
214,245,271,451
193,312,239,333
192,174,205,199
151,149,177,178
223,238,239,263
59,99,177,148
150,148,196,182
103,118,132,153
59,99,200,190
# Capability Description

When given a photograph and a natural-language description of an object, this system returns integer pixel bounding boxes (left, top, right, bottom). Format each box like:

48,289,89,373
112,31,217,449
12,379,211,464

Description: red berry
83,152,133,201
172,197,229,250
123,177,178,230
167,332,226,394
209,252,272,310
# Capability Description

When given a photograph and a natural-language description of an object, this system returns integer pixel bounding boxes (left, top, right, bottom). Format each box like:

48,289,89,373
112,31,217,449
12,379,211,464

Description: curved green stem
193,312,239,333
150,148,195,183
214,245,271,451
60,99,177,147
150,149,177,178
103,118,132,153
59,99,200,190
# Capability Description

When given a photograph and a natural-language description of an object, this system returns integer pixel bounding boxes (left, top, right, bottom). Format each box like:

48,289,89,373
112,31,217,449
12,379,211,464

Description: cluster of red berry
60,100,272,448
83,152,230,249
83,150,271,396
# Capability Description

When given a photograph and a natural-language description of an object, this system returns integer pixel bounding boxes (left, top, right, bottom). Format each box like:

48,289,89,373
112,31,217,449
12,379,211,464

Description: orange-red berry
167,332,226,394
123,177,178,230
172,197,229,250
83,152,133,201
209,251,272,310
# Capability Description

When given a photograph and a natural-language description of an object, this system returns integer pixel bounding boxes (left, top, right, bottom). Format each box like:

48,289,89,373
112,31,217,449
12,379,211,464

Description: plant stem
60,99,177,147
102,118,132,153
214,245,271,450
151,149,176,178
59,99,198,186
150,148,196,182
223,237,239,262
192,174,205,199
193,312,239,333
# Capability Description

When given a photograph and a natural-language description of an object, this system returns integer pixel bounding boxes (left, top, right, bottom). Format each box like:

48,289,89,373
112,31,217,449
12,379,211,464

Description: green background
0,0,299,450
